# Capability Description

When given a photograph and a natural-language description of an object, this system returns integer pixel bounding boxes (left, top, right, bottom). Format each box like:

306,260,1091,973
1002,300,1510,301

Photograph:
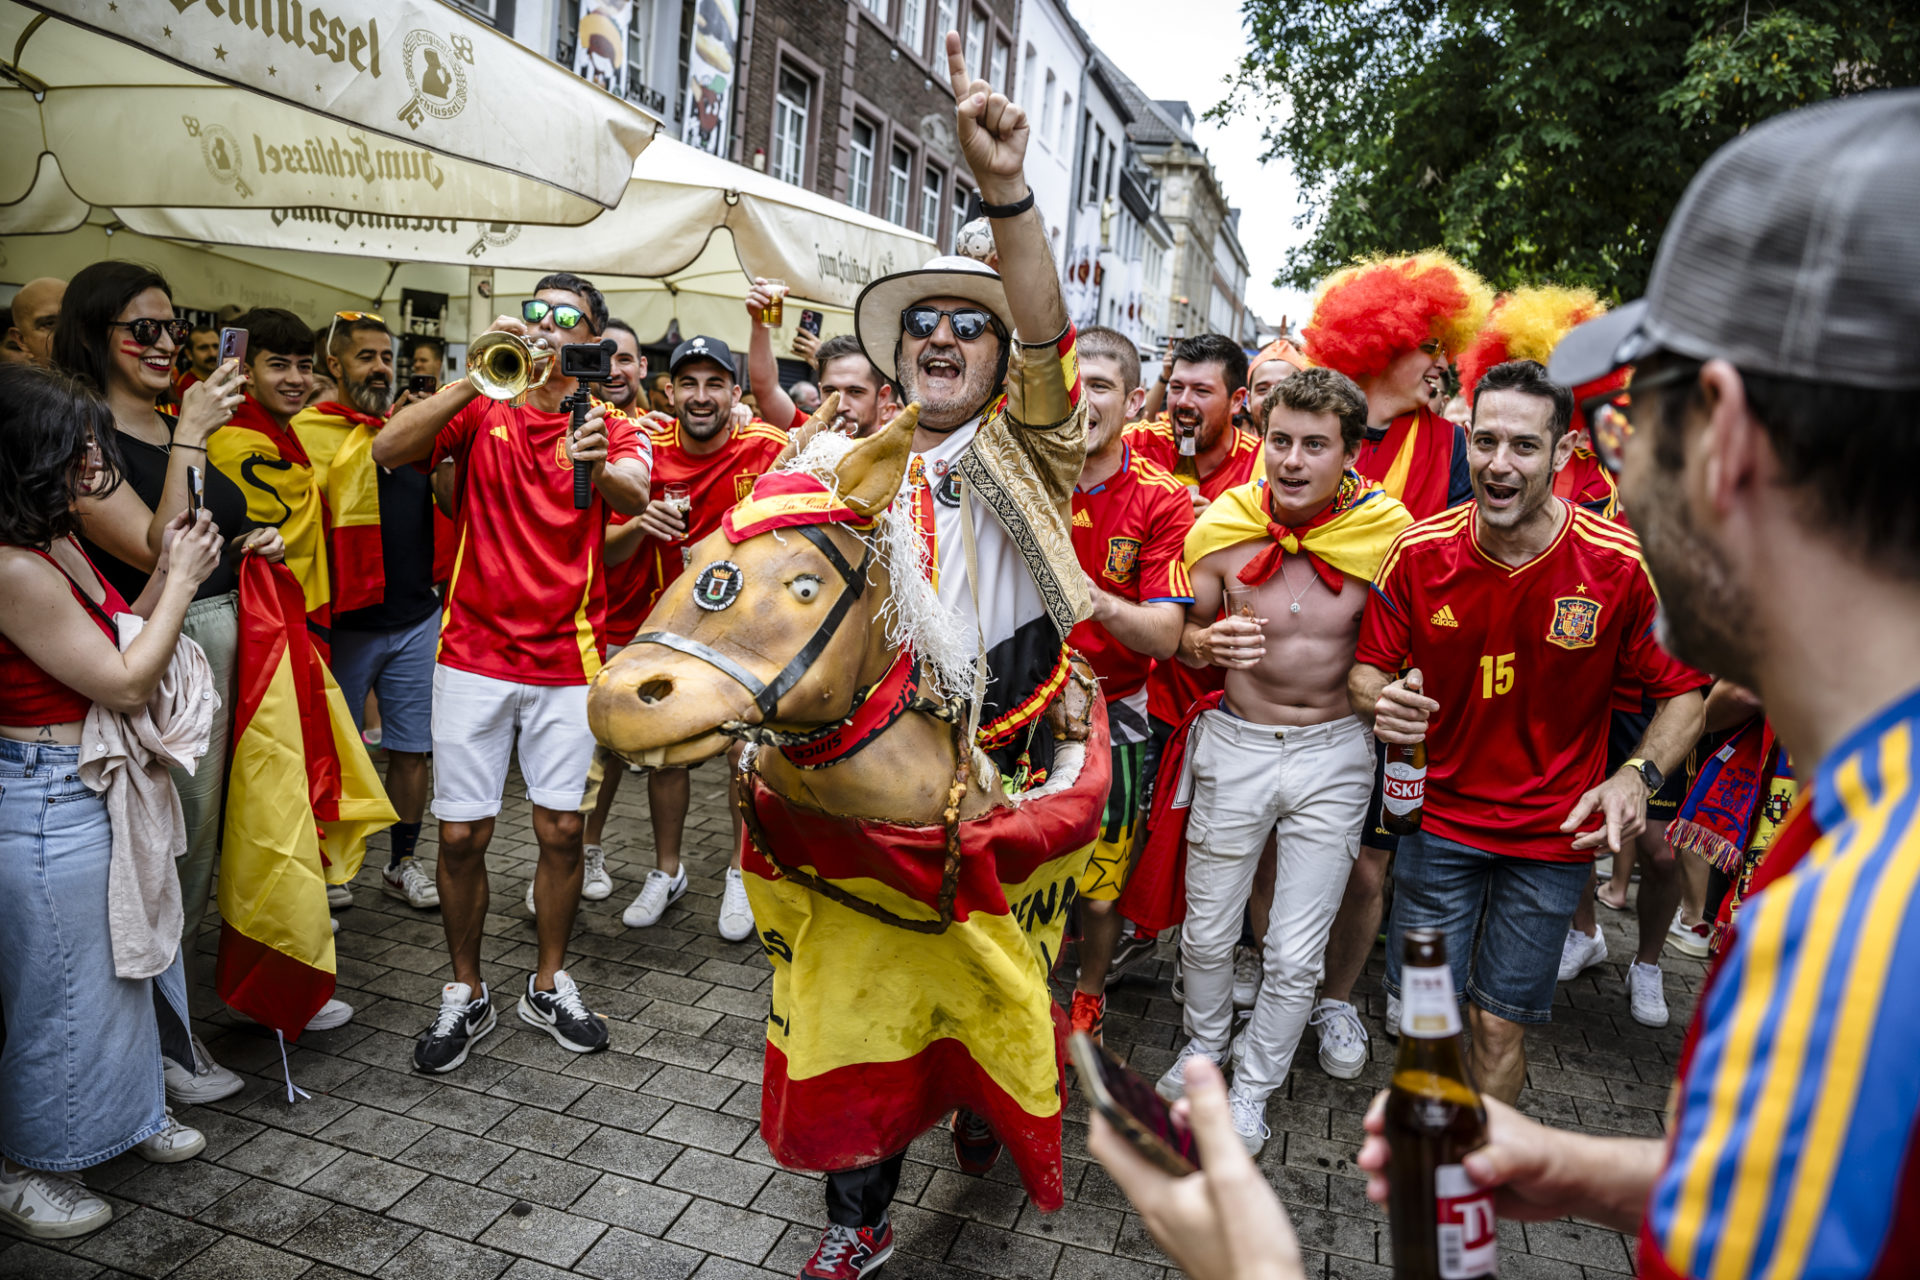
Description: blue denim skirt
0,738,188,1171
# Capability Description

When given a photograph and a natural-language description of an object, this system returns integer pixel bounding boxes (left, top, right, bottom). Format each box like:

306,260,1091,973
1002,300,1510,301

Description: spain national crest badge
1546,595,1603,650
1104,537,1142,583
735,472,758,504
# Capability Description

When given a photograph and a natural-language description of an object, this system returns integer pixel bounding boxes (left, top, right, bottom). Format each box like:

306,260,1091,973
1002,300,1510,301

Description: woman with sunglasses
0,364,228,1239
53,261,284,1107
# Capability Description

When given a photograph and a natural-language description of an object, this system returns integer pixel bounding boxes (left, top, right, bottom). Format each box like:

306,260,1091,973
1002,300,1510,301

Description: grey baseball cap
1552,89,1920,392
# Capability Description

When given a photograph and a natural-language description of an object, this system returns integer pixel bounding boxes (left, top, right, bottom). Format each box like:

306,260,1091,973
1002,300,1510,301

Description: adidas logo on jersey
1072,509,1092,527
491,424,511,440
1430,604,1460,628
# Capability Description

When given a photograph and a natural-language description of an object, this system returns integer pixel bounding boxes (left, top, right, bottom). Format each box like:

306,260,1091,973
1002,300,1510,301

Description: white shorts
431,664,596,820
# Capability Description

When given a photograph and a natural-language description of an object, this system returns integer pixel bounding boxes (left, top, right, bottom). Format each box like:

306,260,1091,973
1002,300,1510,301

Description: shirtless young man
1152,368,1411,1153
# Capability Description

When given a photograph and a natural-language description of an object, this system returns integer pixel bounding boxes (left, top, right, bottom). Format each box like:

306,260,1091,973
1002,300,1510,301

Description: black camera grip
570,396,594,510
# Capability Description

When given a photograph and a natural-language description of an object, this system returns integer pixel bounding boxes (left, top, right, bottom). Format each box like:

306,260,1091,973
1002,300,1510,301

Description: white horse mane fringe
781,432,973,701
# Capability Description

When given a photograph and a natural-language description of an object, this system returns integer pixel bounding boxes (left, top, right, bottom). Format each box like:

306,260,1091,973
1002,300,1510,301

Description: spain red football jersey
611,418,789,638
1069,444,1196,704
434,397,648,685
1124,422,1262,727
1355,501,1706,859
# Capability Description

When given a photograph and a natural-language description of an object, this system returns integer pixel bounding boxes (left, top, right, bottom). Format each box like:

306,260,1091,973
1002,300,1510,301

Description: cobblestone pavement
2,760,1700,1279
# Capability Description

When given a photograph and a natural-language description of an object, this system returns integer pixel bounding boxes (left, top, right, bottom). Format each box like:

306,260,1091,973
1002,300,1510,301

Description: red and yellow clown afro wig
1303,251,1494,382
1455,284,1629,405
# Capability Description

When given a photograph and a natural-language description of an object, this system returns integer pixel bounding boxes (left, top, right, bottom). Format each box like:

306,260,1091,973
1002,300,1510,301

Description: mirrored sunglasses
901,305,994,341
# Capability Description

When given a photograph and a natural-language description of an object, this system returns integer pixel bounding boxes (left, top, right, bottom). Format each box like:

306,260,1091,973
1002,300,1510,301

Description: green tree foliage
1224,2,1920,298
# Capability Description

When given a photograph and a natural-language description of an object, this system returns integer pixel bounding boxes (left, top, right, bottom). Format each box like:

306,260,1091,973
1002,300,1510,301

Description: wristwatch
1622,757,1664,795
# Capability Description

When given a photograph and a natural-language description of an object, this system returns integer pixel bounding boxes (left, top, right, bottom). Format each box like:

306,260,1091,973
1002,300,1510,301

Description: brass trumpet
467,331,557,401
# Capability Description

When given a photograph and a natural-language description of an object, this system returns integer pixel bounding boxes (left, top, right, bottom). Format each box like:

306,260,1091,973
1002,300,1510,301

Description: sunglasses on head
524,299,587,330
111,317,192,347
901,305,995,342
325,309,388,357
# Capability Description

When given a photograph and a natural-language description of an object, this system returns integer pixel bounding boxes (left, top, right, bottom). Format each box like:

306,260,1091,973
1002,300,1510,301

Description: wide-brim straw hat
854,255,1014,382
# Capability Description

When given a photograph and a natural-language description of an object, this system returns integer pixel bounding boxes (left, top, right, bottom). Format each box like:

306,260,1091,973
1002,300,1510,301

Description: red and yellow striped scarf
292,401,387,614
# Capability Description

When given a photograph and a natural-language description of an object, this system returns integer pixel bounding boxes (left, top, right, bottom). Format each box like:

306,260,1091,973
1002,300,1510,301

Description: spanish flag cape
1353,404,1459,521
1116,475,1409,931
739,700,1108,1210
291,402,387,614
207,398,333,629
216,558,395,1039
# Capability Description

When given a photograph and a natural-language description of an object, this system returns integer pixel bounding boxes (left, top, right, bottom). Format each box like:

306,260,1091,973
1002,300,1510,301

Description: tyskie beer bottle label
1383,757,1426,815
1433,1163,1497,1277
1401,962,1462,1039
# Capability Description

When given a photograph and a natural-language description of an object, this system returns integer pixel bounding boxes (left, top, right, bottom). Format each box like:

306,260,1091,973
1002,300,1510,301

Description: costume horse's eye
789,575,822,603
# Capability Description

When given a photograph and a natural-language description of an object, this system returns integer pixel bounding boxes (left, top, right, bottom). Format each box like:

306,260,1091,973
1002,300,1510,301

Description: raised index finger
945,29,974,101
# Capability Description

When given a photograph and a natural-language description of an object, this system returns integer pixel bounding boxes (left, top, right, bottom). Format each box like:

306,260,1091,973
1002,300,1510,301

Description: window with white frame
919,167,943,241
1058,93,1073,152
848,118,876,212
934,0,956,50
887,144,912,225
1041,69,1056,146
990,38,1009,92
858,0,888,20
964,8,985,78
772,68,812,185
900,0,925,55
951,185,971,247
1021,44,1037,108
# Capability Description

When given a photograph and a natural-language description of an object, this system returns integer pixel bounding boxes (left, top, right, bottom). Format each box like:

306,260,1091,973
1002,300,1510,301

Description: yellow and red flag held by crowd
208,399,335,630
739,702,1110,1211
216,558,395,1039
291,401,389,614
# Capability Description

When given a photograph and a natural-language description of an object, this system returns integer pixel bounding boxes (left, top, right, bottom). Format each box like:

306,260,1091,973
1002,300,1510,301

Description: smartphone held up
1069,1031,1200,1177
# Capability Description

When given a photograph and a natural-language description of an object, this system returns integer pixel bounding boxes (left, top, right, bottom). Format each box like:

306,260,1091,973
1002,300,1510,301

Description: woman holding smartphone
53,261,284,1108
0,365,227,1238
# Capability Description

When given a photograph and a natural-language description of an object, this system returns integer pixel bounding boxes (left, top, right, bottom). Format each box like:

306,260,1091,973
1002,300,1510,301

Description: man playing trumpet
373,271,653,1072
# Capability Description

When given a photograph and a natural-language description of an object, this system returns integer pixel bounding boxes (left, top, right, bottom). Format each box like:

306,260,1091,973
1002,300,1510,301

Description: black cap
1553,89,1920,392
668,335,737,378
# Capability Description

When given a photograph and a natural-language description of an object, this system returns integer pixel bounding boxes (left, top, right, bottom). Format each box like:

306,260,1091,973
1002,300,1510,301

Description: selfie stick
567,338,619,510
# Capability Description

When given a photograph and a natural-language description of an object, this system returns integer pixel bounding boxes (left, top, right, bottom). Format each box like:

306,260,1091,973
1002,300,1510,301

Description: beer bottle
1381,671,1428,836
1386,929,1496,1278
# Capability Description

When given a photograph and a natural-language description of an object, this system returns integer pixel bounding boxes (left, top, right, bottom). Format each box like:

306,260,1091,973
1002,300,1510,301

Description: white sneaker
134,1108,206,1164
1308,999,1370,1080
717,866,755,942
1171,955,1186,1004
1227,1086,1271,1156
581,845,613,901
1385,992,1401,1040
306,998,354,1032
1628,962,1670,1027
1154,1039,1224,1101
623,867,687,928
1667,909,1712,958
325,883,352,910
0,1161,112,1238
382,859,440,909
1558,924,1608,981
1231,946,1261,1009
162,1034,245,1105
330,916,339,935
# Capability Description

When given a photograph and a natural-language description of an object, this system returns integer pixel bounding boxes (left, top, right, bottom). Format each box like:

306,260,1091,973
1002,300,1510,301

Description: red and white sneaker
1069,989,1106,1046
799,1220,894,1279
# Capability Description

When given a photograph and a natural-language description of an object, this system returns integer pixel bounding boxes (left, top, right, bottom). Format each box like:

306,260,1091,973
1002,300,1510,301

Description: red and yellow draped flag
292,402,388,613
216,558,395,1039
209,399,334,629
739,702,1110,1211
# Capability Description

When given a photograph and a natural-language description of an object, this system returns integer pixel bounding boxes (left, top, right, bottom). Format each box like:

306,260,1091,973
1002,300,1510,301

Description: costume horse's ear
833,402,921,518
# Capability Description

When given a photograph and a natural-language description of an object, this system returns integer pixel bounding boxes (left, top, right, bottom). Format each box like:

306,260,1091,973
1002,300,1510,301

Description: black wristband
978,189,1034,219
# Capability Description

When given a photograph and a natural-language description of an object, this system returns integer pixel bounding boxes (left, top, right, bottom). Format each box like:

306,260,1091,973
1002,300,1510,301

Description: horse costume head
588,399,972,780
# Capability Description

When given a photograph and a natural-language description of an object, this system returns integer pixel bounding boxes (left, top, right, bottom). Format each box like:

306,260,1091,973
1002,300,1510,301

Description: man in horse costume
589,33,1109,1280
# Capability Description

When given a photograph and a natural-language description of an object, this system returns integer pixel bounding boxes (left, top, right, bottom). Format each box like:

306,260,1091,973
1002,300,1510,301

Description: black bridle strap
630,524,874,721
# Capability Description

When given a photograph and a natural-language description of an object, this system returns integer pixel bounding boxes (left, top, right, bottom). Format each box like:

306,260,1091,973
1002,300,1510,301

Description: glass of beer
1223,584,1257,619
759,279,788,327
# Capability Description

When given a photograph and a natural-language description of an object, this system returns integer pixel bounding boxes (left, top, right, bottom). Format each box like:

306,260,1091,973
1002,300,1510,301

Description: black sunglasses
1583,361,1701,474
524,299,587,330
901,305,995,342
111,317,193,347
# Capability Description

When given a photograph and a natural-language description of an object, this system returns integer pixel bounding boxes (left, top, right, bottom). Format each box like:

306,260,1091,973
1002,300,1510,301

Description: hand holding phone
186,465,204,514
1069,1031,1200,1175
799,309,823,337
408,373,438,396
